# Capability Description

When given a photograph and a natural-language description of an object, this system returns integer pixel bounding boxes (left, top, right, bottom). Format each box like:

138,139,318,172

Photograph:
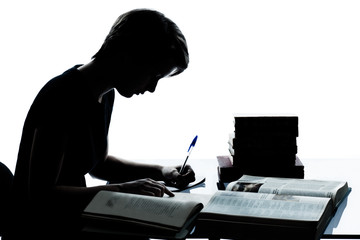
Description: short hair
93,9,189,76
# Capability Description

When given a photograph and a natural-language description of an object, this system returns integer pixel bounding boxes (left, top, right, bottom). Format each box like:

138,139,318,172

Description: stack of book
218,115,304,182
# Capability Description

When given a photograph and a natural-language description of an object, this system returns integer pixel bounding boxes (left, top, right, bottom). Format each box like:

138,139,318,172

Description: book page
226,175,346,202
172,192,212,206
202,191,330,222
84,191,203,228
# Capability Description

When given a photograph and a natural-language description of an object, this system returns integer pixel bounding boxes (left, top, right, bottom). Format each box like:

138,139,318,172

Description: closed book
217,156,304,181
230,145,298,156
234,115,299,137
234,114,298,128
231,135,297,149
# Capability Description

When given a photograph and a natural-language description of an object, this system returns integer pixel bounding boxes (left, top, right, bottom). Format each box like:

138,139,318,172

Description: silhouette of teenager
6,9,194,240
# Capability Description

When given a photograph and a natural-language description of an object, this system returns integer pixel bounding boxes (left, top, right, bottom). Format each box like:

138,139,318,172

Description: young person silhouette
7,9,194,240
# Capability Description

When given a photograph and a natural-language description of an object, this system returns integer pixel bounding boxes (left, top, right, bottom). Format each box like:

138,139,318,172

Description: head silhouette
93,9,189,77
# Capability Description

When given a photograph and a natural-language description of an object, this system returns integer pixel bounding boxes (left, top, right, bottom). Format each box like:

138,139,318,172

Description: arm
28,128,173,212
90,155,196,189
90,155,165,182
28,128,123,208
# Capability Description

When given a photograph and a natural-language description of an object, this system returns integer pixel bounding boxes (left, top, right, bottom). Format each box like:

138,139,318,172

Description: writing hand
116,178,174,197
162,165,196,189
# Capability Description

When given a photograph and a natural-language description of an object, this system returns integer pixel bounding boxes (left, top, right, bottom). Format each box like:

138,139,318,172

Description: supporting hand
116,178,174,197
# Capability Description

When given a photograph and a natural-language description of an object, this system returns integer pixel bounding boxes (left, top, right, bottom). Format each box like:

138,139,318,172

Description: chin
123,93,135,98
116,88,134,98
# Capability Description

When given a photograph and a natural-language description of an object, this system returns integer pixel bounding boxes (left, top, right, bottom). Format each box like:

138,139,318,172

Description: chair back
0,162,13,236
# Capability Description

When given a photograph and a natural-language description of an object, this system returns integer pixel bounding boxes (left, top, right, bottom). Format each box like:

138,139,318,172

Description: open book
83,175,349,240
226,175,349,208
192,175,350,240
82,191,203,239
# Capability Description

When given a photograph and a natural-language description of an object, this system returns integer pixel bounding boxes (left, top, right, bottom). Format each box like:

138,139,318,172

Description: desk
86,158,360,239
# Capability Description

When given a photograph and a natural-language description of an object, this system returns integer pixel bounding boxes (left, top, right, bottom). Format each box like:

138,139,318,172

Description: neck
78,60,113,103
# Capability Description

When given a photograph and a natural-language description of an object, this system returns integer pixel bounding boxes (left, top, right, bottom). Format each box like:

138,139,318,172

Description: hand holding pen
163,135,197,188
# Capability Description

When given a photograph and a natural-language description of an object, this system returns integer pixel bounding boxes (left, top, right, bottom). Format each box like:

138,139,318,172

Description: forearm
49,175,174,211
49,184,119,210
90,155,165,183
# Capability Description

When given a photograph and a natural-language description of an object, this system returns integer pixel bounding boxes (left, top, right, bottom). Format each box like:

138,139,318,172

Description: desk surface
86,157,360,239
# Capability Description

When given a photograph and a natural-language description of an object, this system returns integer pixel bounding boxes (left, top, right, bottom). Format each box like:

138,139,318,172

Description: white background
1,0,360,173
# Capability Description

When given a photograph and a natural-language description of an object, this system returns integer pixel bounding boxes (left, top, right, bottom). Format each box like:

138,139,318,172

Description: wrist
155,165,166,181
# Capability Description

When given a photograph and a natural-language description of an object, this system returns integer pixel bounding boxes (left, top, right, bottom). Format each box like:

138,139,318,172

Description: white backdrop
1,0,360,172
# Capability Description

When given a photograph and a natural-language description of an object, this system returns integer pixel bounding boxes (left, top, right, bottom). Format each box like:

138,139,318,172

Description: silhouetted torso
10,65,114,239
14,65,114,190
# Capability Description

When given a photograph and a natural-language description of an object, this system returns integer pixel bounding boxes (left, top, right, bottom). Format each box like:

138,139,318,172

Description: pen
179,135,198,174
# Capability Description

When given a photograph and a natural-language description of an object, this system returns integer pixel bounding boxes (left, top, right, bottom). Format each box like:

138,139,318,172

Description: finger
139,189,156,196
175,167,195,186
182,166,196,181
164,186,175,197
142,183,163,197
145,179,173,197
148,180,174,197
182,165,194,175
185,173,196,183
168,167,180,179
174,177,189,189
138,182,163,196
163,166,195,189
174,174,196,189
141,186,174,197
154,182,175,197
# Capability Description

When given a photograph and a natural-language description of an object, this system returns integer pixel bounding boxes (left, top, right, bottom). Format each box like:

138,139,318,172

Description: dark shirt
14,65,114,193
9,66,114,239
